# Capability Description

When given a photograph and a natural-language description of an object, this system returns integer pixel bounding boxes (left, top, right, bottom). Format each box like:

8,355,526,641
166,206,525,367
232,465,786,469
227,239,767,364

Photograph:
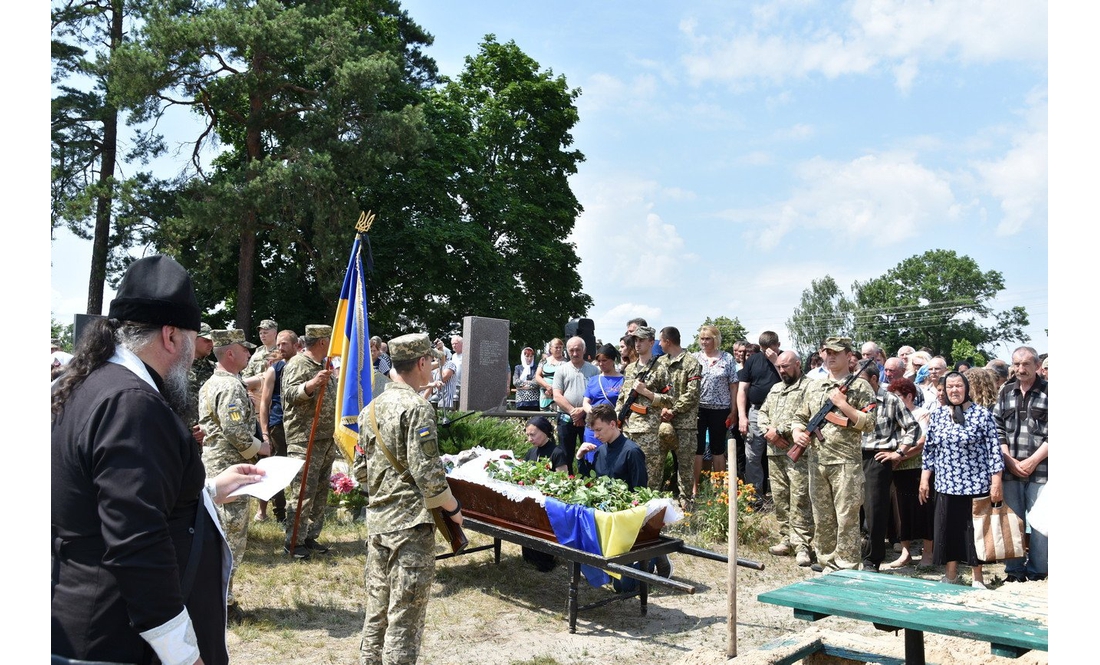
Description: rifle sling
367,404,416,486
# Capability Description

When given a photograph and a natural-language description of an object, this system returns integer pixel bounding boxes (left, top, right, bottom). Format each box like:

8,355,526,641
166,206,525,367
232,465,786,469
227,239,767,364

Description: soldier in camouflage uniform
655,326,701,504
354,332,462,665
757,350,815,567
242,318,278,380
281,324,338,558
199,328,268,620
791,337,876,572
614,326,673,491
184,323,215,441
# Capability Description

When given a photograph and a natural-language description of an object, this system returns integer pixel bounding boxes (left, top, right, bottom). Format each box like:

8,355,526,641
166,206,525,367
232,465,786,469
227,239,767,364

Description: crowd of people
51,257,1048,665
509,322,1049,589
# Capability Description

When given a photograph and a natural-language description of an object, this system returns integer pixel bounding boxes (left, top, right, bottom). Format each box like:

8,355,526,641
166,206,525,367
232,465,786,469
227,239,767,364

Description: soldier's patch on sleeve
227,403,243,422
419,425,438,457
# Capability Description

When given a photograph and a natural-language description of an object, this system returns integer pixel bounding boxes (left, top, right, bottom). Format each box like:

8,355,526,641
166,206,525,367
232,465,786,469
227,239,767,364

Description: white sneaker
971,580,988,589
939,575,959,585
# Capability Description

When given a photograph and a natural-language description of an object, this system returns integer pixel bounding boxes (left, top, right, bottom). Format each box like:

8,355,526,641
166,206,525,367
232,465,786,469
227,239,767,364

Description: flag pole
289,210,375,556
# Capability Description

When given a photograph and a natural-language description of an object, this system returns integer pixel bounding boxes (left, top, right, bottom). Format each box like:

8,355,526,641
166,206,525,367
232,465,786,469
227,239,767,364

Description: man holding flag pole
281,324,338,559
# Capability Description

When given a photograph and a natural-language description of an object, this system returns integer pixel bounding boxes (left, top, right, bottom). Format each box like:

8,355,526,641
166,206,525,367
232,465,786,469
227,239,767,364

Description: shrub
688,471,767,547
437,411,528,457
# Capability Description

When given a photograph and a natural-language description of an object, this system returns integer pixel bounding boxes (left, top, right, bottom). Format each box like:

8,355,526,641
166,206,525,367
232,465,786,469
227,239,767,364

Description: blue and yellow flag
328,233,373,464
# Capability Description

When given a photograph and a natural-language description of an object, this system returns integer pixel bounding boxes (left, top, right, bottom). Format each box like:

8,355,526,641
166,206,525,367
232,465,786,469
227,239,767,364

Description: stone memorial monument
458,315,512,412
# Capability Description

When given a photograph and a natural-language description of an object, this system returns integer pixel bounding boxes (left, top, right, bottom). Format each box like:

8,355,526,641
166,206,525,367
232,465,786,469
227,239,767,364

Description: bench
757,569,1047,664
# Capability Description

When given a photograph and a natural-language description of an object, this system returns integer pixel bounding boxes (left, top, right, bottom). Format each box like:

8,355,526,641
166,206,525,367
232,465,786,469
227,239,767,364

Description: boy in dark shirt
576,404,647,490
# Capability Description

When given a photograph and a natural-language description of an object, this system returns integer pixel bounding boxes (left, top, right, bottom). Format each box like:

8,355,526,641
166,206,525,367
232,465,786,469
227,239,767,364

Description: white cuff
139,608,200,665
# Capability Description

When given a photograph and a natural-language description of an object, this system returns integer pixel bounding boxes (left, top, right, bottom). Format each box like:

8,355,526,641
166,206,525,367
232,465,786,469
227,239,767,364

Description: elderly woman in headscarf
512,346,541,411
919,371,1004,588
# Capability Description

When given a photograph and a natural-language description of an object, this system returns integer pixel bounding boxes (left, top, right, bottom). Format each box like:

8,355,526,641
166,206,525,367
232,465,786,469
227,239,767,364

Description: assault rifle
787,358,877,463
617,354,661,427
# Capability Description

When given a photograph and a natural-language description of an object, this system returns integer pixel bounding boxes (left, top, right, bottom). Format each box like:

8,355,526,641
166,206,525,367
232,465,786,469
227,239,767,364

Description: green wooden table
757,570,1047,664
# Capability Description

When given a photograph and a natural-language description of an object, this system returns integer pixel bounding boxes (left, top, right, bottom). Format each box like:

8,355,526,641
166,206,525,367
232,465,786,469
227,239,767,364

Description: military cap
210,328,257,349
389,333,444,362
258,319,278,330
198,323,213,339
108,255,201,331
305,324,333,338
628,325,656,341
822,336,853,352
658,421,677,447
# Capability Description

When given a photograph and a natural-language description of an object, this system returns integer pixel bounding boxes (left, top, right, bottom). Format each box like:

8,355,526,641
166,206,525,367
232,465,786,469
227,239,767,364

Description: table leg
493,538,501,565
569,561,580,634
640,579,648,616
904,628,925,665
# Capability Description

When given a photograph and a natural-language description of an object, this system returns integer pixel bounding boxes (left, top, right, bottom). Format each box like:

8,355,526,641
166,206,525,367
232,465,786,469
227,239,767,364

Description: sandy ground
228,521,1048,665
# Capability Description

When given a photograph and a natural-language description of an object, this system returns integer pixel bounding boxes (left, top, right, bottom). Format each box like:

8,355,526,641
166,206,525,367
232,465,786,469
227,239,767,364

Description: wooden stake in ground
288,356,331,557
727,440,738,658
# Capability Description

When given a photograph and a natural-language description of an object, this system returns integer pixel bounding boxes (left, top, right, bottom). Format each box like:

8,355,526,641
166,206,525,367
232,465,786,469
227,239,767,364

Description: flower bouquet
328,471,367,520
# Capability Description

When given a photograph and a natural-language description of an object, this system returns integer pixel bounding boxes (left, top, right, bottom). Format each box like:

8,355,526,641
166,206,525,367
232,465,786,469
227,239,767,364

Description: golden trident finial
355,210,375,233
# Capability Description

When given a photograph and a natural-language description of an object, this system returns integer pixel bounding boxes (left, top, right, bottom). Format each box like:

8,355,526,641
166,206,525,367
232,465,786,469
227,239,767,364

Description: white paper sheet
227,456,305,501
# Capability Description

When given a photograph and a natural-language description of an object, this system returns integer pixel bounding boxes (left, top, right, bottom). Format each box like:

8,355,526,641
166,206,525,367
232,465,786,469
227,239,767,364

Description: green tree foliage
949,339,987,368
52,317,76,351
687,316,748,355
52,0,163,314
113,0,435,331
851,249,1030,358
432,35,590,354
785,275,855,358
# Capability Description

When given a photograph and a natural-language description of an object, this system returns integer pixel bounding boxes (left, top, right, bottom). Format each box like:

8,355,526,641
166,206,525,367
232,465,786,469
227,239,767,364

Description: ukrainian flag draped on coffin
329,233,373,464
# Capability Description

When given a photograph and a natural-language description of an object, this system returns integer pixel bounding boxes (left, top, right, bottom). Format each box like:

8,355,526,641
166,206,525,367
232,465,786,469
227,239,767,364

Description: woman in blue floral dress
919,371,1004,588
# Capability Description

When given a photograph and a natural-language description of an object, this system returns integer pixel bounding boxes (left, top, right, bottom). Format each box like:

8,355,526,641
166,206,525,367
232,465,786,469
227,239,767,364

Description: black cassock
52,361,229,665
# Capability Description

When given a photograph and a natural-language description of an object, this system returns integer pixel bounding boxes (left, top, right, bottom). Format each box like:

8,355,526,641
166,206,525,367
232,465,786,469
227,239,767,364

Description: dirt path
227,518,1048,665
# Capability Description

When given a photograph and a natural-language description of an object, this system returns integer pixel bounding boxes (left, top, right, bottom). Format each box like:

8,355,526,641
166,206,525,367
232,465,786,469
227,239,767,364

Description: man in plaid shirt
859,363,919,571
993,346,1048,582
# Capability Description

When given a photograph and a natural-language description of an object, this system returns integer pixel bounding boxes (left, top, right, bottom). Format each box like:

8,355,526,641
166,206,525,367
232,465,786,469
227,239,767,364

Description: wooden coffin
447,477,666,549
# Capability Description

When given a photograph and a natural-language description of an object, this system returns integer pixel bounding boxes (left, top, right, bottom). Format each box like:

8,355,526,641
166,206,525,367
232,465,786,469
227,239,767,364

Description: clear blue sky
50,0,1050,359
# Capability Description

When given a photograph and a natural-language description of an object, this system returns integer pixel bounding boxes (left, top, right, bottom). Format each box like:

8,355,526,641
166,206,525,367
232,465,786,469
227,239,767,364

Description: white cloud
578,72,659,114
973,130,1048,237
681,0,1047,89
570,173,699,340
966,89,1047,236
723,151,961,249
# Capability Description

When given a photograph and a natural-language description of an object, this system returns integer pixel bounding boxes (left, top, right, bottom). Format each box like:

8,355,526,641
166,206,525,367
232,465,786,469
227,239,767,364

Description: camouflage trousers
808,458,864,570
360,523,436,665
767,452,813,553
672,428,696,500
285,439,337,546
625,427,665,491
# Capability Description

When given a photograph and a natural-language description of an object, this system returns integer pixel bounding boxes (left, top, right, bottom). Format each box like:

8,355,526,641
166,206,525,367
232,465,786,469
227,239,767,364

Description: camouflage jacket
614,357,673,437
757,374,811,456
185,357,216,428
281,353,337,448
199,368,260,471
656,350,702,430
356,382,454,535
792,373,876,464
241,345,275,380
